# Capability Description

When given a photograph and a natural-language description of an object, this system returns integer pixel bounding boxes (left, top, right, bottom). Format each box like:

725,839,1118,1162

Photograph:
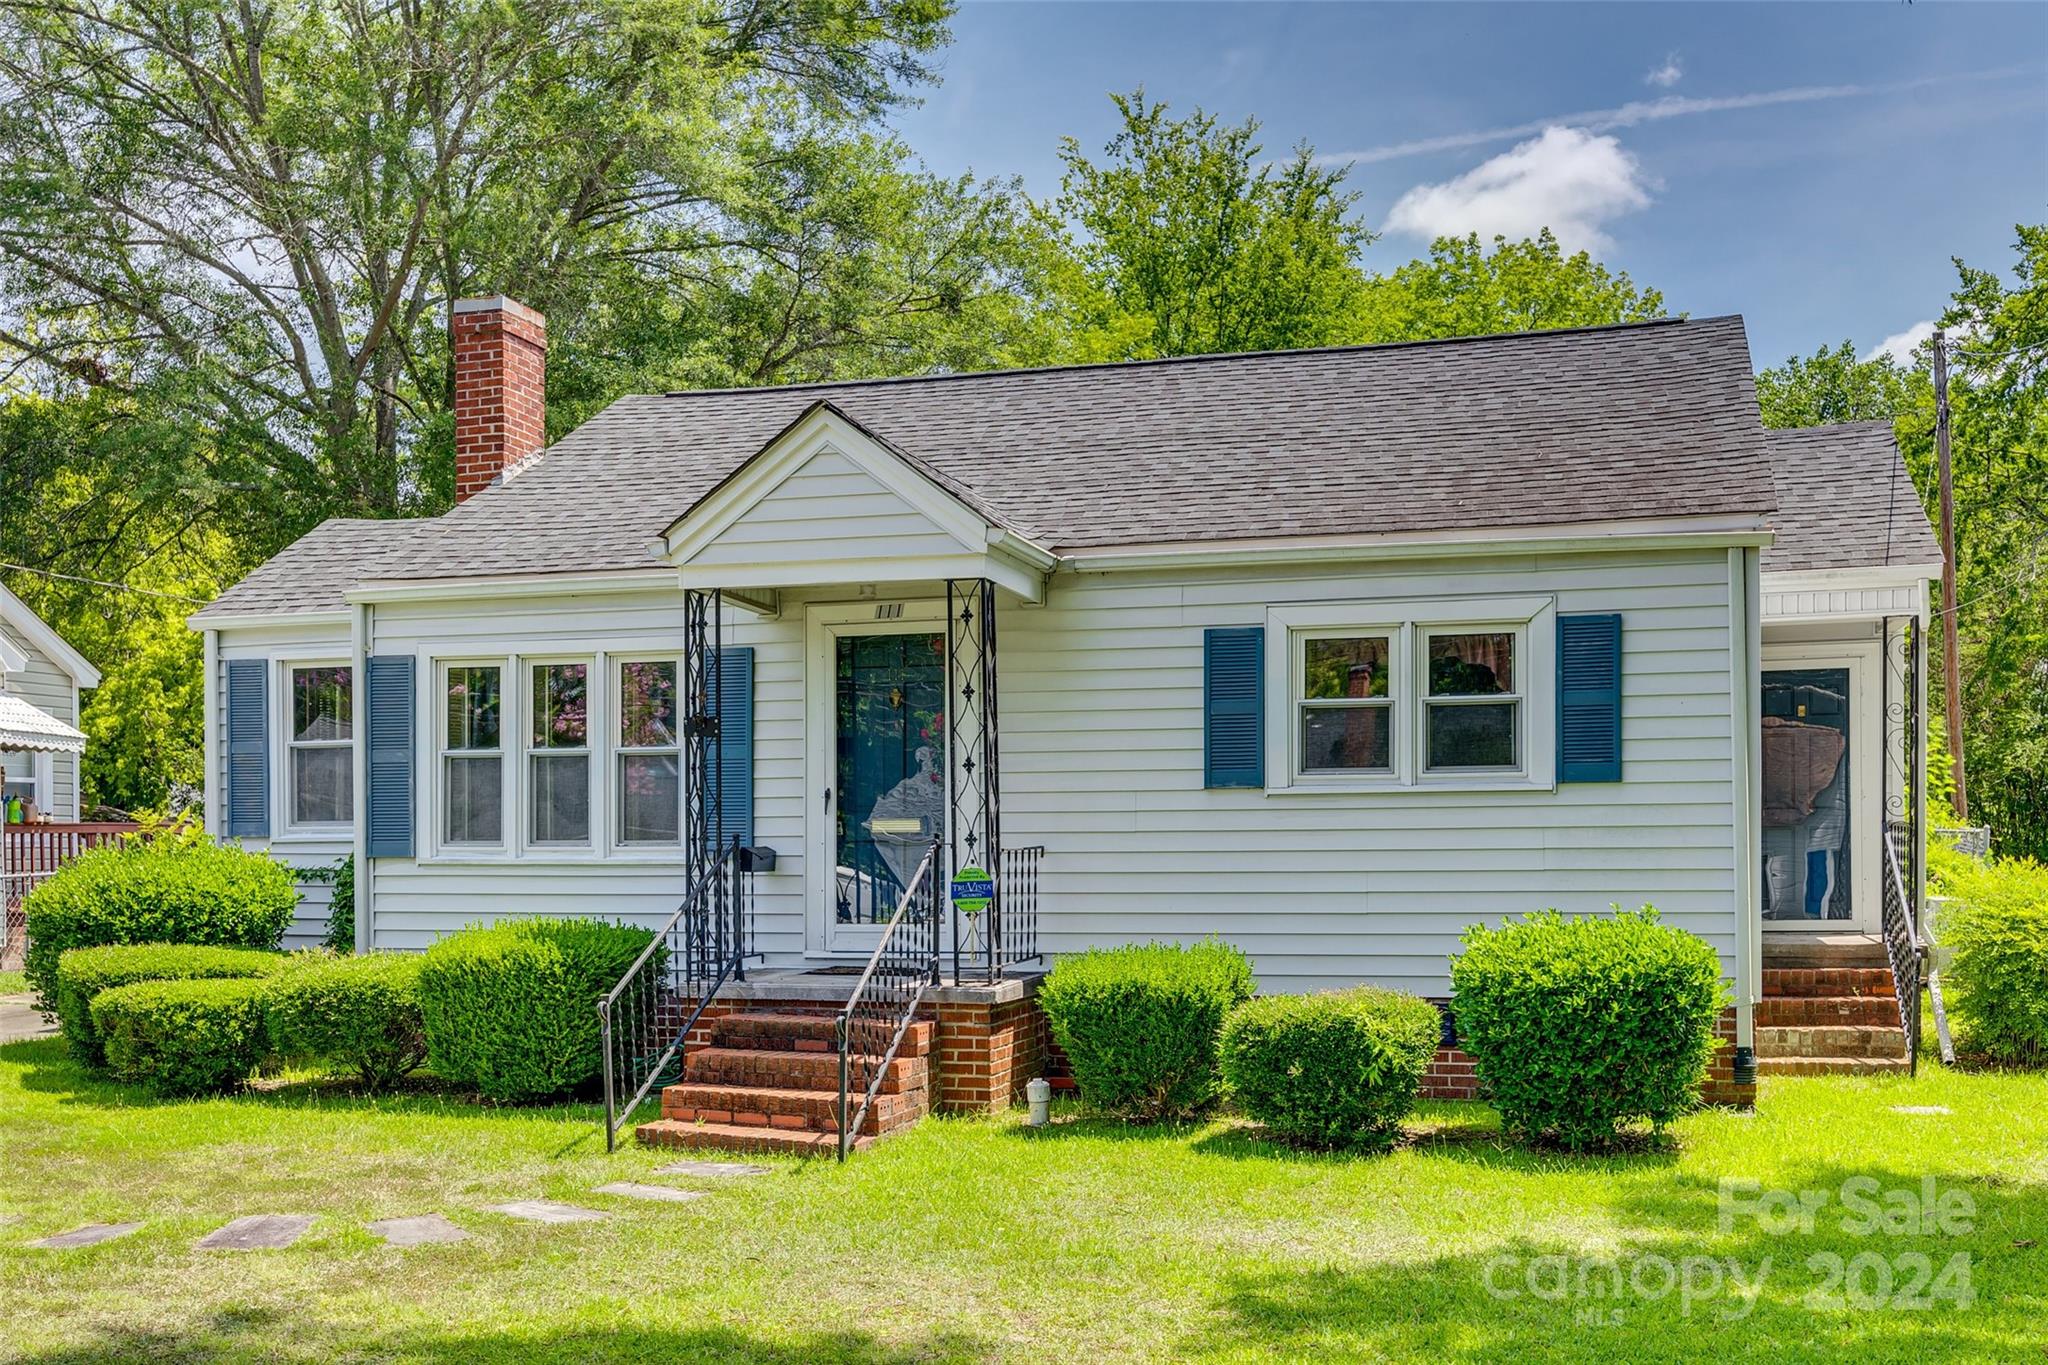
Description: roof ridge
653,315,1717,400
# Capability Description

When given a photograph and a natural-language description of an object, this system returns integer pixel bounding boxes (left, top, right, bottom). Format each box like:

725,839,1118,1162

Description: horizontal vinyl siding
998,548,1738,994
687,450,964,568
2,621,79,820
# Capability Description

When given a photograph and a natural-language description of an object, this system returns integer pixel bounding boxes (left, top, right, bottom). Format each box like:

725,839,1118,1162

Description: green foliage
304,855,357,952
1927,854,2048,1065
53,943,283,1068
1037,939,1255,1121
21,830,296,1009
1450,909,1727,1149
417,919,658,1102
1219,987,1442,1148
89,976,272,1096
267,952,426,1090
1350,231,1665,343
1755,340,1920,429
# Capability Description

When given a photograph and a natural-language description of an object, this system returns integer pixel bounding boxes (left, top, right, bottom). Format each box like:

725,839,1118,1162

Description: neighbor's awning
0,690,85,754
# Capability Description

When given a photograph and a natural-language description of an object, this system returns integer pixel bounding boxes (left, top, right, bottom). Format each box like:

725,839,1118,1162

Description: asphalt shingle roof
1761,422,1941,574
201,315,1780,618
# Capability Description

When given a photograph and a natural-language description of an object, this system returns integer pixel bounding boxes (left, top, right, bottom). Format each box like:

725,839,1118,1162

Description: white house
191,300,1940,1144
0,582,97,823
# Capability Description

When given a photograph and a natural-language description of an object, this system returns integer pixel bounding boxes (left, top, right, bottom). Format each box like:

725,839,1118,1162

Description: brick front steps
635,1008,931,1156
1755,967,1910,1077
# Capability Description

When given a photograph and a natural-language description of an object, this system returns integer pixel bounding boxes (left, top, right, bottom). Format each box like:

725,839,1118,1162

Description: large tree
1350,230,1665,344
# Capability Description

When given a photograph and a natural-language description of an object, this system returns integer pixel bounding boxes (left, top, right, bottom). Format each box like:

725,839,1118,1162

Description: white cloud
1382,127,1653,254
1644,55,1684,89
1865,320,1937,366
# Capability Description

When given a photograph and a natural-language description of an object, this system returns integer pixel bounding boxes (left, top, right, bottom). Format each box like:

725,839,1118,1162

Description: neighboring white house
189,303,1939,1078
0,581,98,823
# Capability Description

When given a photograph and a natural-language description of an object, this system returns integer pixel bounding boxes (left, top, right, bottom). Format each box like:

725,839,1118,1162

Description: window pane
292,666,353,742
444,754,502,843
532,663,588,749
620,661,678,748
619,753,681,844
1304,637,1390,700
446,667,501,750
1302,704,1392,771
531,753,590,843
1428,633,1514,696
293,747,352,825
1428,702,1518,769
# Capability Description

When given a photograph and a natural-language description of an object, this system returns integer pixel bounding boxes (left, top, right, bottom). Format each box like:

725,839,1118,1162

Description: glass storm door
1761,665,1857,927
827,629,945,953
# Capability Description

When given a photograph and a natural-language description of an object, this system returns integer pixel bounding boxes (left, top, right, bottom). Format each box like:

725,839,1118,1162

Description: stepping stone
652,1160,771,1178
29,1222,142,1250
1891,1105,1952,1115
594,1182,705,1204
367,1214,469,1247
198,1214,313,1251
485,1200,607,1225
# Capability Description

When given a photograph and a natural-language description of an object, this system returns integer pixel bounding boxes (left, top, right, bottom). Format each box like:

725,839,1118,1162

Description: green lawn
0,970,26,996
3,1037,2045,1364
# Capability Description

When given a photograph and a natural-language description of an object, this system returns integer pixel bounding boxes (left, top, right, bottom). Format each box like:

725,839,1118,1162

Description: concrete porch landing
712,967,1045,1007
1761,932,1890,970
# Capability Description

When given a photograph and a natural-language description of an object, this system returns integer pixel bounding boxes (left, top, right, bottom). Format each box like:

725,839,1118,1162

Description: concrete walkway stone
368,1214,469,1247
486,1200,607,1225
652,1160,771,1178
595,1182,705,1204
0,997,55,1044
198,1214,313,1251
29,1222,142,1249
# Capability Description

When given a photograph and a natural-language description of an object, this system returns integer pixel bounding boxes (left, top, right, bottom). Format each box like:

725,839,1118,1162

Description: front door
807,604,946,955
1761,648,1878,932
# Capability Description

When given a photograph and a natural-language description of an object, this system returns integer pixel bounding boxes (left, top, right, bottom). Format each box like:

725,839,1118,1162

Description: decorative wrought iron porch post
945,578,1001,982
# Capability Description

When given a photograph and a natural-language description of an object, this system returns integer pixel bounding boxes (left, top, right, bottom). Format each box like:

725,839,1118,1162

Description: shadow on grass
12,1323,992,1365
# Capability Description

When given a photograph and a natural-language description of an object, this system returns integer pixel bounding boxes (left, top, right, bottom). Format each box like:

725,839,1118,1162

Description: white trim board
0,581,100,686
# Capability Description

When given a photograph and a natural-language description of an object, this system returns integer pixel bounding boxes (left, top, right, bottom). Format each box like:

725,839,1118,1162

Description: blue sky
890,2,2048,369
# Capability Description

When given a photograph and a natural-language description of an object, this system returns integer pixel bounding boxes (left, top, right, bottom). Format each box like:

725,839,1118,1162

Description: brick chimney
450,296,546,502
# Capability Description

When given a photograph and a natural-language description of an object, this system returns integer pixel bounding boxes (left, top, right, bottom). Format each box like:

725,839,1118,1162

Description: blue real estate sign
949,866,994,916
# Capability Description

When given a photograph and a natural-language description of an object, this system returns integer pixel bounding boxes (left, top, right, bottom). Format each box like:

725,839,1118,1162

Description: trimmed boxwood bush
22,829,296,1009
267,952,426,1090
417,919,659,1102
54,943,285,1068
1221,987,1443,1148
90,977,272,1096
1930,854,2048,1065
1037,939,1254,1121
1450,908,1726,1149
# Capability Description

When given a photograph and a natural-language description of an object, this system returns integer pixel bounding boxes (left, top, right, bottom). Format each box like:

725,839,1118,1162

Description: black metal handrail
835,837,942,1161
598,837,754,1151
1879,823,1921,1076
951,843,1044,984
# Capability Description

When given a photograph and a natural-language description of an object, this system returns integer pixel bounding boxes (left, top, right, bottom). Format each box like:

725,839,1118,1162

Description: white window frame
436,656,512,854
611,654,683,851
0,747,51,814
1420,627,1525,776
1263,595,1557,793
278,658,355,837
523,655,599,851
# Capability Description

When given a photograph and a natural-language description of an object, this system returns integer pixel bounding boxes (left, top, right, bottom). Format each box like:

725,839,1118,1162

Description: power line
0,562,210,605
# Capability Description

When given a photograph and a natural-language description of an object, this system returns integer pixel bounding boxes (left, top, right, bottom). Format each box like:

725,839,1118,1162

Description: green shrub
417,919,659,1102
304,854,356,952
1037,939,1254,1121
22,828,296,1009
267,952,426,1089
1220,987,1443,1148
54,943,285,1068
1450,908,1726,1150
1929,854,2048,1065
90,976,272,1096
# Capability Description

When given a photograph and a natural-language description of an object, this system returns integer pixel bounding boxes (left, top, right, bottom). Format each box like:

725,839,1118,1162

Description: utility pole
1935,327,1968,821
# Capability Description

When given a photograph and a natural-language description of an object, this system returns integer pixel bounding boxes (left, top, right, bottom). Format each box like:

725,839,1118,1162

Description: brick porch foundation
1415,1004,1754,1109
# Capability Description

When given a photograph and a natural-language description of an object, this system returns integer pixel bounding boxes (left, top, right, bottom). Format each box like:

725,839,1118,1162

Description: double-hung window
288,665,353,826
529,662,591,846
1298,635,1394,773
616,660,681,846
1424,631,1520,771
442,664,504,845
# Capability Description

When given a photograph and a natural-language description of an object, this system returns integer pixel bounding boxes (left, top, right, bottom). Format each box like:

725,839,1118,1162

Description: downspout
201,629,220,835
1727,546,1762,1067
351,602,371,954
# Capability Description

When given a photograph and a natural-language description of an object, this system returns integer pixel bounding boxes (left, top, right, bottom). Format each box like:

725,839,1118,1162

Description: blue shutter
365,655,416,857
224,658,269,837
1204,627,1264,788
1558,613,1623,782
711,647,755,848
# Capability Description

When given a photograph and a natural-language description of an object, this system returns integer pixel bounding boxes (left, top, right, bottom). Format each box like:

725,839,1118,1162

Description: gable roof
0,581,100,687
1760,422,1941,574
200,315,1778,618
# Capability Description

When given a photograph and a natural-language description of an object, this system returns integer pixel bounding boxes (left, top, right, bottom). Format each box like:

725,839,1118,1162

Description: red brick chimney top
451,296,546,502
